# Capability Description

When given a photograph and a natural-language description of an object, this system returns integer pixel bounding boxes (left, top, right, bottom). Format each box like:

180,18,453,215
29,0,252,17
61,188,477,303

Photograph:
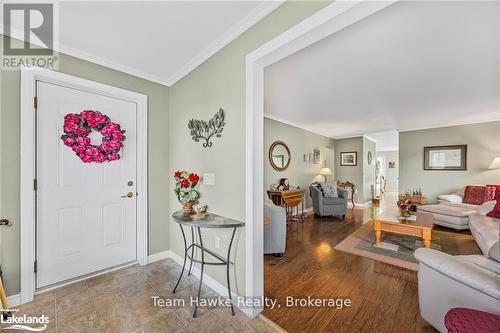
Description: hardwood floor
263,207,438,333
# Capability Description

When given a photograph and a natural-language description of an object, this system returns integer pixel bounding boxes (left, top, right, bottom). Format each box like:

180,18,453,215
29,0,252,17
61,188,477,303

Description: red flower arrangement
174,171,200,213
397,199,413,218
60,110,125,163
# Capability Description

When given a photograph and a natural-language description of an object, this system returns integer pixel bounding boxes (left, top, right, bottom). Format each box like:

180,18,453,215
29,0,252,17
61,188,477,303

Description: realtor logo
2,2,59,69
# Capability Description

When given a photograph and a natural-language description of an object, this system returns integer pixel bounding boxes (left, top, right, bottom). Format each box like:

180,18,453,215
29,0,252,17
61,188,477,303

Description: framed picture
340,152,357,166
388,161,396,168
313,147,320,164
423,145,467,170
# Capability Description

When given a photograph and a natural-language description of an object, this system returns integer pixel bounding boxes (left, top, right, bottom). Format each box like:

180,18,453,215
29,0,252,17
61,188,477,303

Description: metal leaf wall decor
188,109,225,148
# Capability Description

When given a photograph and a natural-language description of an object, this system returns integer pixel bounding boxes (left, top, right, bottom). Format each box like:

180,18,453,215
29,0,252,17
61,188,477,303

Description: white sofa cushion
438,202,480,210
469,213,500,262
418,204,477,217
438,194,463,204
477,201,497,216
415,249,500,300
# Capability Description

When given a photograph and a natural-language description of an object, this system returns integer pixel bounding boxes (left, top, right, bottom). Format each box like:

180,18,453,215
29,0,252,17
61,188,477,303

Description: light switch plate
202,173,215,186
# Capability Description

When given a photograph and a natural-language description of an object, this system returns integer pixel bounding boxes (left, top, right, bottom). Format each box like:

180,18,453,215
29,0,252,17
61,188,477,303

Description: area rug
334,221,480,271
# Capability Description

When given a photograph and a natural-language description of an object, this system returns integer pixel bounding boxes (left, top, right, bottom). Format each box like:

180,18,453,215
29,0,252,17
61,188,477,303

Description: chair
264,198,287,256
309,184,347,218
281,189,306,223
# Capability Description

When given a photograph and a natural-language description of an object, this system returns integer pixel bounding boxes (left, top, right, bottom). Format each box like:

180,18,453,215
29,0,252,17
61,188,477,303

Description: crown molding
398,118,500,133
165,1,285,86
264,113,335,139
363,134,377,142
1,1,284,87
1,26,170,85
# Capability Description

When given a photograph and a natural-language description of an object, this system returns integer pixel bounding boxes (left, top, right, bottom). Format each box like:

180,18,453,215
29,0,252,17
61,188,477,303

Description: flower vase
182,203,194,214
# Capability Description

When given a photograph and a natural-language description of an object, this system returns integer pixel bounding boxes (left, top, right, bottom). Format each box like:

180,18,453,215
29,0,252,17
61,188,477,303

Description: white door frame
245,0,398,317
20,67,148,304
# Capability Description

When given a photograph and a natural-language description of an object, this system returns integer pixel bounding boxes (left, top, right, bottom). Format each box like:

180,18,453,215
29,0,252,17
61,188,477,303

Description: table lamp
488,157,500,169
319,167,332,182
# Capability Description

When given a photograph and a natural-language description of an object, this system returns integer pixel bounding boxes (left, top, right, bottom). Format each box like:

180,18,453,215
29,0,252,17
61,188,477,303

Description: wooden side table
337,181,355,208
399,194,427,205
267,190,284,206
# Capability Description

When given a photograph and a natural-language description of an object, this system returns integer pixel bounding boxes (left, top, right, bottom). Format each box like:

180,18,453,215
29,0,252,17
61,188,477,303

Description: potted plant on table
174,170,200,214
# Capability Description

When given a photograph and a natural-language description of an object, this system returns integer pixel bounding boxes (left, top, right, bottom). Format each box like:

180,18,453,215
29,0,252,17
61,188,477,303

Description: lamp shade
319,167,333,176
488,157,500,169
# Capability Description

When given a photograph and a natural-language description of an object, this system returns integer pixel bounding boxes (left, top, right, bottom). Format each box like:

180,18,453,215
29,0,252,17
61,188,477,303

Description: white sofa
415,212,500,332
417,191,496,230
418,204,477,230
469,213,500,261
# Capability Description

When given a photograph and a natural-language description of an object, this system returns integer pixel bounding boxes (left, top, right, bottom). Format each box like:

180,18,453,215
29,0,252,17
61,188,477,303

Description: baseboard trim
348,201,372,208
164,250,260,318
147,250,171,264
6,293,21,308
259,314,288,332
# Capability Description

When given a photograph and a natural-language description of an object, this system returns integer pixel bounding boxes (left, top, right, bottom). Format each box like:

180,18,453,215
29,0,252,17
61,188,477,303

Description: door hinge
34,178,37,191
34,96,38,110
34,260,37,273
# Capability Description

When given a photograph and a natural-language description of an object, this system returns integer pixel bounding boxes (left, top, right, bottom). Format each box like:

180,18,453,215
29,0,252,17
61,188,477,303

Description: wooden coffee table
373,210,434,248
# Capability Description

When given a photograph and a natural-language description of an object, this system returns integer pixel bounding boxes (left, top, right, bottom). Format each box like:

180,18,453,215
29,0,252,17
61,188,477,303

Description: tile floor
5,259,278,333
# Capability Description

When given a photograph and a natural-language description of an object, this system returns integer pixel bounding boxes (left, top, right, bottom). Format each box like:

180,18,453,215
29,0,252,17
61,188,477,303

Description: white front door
36,81,137,289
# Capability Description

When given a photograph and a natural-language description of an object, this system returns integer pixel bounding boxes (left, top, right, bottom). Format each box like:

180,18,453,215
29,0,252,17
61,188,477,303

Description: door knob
121,192,134,198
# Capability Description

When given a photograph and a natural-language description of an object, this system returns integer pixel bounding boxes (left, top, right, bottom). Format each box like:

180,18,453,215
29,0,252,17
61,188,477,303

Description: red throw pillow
486,184,500,201
463,185,496,205
487,199,500,218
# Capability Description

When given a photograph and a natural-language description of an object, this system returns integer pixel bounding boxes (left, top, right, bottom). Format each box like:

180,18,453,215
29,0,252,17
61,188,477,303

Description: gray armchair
264,198,286,256
309,184,347,218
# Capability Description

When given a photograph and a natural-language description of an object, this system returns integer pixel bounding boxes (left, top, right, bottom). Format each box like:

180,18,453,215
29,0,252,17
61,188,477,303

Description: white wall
377,151,399,192
363,137,377,202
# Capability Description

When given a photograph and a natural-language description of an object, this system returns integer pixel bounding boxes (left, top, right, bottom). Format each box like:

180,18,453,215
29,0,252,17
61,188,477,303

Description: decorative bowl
193,204,207,214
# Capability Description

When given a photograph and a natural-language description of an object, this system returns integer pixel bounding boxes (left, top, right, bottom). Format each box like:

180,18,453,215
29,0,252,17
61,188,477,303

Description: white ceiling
2,1,282,86
264,1,500,139
365,130,399,152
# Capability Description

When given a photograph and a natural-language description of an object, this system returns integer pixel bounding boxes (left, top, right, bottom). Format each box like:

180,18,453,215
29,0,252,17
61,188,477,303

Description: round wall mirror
269,141,291,171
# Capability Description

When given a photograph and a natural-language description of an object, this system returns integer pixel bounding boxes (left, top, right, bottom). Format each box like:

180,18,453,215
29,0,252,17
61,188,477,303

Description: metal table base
171,211,243,318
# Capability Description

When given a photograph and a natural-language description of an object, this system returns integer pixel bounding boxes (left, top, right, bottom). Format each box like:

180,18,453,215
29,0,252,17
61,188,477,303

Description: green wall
333,137,364,203
0,36,170,296
168,1,331,296
399,121,500,203
264,118,334,208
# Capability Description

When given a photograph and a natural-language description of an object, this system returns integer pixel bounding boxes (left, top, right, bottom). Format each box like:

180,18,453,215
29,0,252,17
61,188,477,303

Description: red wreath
60,110,126,163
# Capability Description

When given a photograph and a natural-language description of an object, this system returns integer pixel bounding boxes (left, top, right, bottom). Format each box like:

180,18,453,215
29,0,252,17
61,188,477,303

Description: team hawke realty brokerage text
152,296,352,310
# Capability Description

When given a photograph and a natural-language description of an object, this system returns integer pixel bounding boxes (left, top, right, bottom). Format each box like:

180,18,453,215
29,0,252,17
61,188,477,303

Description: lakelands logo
1,1,59,69
0,310,49,331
